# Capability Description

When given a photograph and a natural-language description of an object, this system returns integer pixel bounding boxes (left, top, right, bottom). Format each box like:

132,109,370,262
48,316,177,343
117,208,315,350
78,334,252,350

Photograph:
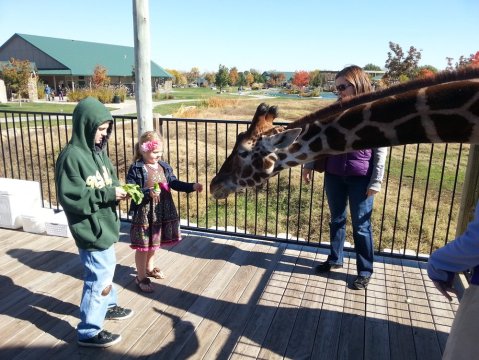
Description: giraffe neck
274,75,479,171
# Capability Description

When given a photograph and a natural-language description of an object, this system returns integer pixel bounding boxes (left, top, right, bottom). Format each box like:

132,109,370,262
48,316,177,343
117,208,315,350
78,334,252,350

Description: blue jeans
325,173,374,277
77,246,118,340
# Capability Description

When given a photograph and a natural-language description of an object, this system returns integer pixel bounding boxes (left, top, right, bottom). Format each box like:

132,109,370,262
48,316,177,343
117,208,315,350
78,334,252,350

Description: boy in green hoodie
55,97,132,348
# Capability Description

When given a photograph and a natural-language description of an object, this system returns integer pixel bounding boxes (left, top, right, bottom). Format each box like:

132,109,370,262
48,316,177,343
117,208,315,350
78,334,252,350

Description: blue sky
0,0,477,73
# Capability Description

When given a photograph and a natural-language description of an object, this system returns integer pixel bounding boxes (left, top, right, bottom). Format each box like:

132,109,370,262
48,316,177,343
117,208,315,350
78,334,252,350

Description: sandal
135,276,154,293
146,267,166,279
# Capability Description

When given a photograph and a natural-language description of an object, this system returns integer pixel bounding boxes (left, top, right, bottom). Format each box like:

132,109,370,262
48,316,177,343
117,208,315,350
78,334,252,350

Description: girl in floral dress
126,131,203,292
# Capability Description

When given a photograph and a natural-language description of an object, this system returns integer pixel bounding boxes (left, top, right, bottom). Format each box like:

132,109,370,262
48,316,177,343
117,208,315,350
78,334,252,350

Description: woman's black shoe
352,275,371,290
315,262,343,273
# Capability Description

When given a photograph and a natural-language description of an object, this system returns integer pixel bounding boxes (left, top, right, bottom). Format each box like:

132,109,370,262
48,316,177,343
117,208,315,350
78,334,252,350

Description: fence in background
0,110,470,260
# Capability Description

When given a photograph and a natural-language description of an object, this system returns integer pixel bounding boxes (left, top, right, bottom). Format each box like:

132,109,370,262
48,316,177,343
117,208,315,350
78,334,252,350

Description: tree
266,72,286,87
166,68,182,86
229,67,239,86
204,72,216,86
363,63,382,71
309,69,323,87
292,70,310,88
472,51,479,67
418,64,438,75
215,64,229,92
92,64,110,88
417,66,436,79
245,72,254,87
1,58,32,99
237,72,247,88
445,57,454,71
249,69,265,84
455,51,479,69
186,67,200,84
384,42,422,81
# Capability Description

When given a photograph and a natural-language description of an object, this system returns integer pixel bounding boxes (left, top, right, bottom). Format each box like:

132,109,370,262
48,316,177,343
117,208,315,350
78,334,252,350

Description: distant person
57,84,64,101
44,84,52,101
55,97,132,348
302,65,387,290
126,131,203,292
427,199,479,360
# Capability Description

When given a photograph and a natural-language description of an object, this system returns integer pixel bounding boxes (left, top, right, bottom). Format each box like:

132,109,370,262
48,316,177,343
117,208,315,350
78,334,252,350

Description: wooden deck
0,224,459,360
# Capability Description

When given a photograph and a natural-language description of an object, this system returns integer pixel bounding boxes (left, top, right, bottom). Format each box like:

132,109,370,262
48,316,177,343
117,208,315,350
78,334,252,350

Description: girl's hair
335,65,373,95
133,131,163,162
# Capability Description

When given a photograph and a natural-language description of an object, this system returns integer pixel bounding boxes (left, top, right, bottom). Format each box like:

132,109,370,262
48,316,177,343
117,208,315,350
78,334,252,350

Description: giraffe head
210,103,302,199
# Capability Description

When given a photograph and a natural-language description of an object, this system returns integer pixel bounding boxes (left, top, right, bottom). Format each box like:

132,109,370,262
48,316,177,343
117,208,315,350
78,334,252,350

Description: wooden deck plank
0,227,456,360
151,236,260,359
256,244,310,360
419,261,459,353
94,232,228,359
384,257,416,360
228,243,299,359
364,256,390,360
174,238,266,359
3,227,135,359
337,255,366,360
283,248,326,359
203,241,286,359
402,259,443,360
310,254,350,359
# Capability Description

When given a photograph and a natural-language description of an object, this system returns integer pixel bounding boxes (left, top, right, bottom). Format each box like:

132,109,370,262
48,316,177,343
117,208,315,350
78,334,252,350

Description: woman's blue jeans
77,246,118,340
325,173,374,277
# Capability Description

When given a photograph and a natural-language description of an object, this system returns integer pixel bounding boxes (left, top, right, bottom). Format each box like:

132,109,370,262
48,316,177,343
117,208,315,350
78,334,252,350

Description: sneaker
353,275,371,290
105,305,133,320
315,261,343,273
77,330,121,348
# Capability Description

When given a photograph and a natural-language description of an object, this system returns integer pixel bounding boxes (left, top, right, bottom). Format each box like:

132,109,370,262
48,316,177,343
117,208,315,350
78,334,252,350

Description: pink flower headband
140,140,161,153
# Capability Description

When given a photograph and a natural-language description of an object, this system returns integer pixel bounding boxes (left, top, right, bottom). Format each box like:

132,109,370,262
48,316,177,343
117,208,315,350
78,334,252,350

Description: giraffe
210,67,479,199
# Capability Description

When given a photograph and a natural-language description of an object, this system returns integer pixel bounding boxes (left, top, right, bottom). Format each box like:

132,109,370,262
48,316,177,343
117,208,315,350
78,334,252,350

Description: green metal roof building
0,33,172,91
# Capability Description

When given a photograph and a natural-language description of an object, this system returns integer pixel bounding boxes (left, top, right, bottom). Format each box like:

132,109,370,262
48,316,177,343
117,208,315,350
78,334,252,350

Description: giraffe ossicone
210,67,479,199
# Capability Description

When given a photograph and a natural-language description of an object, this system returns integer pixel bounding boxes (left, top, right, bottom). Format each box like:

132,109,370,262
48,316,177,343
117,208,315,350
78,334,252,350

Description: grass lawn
163,86,267,100
0,101,118,113
153,101,205,116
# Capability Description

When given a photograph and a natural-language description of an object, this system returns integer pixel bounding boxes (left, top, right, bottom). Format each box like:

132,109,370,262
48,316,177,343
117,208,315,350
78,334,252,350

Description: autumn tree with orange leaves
292,70,310,88
446,51,479,70
92,65,110,88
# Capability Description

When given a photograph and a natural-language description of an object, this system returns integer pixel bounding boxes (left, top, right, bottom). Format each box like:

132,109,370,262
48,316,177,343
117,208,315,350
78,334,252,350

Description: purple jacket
325,150,372,177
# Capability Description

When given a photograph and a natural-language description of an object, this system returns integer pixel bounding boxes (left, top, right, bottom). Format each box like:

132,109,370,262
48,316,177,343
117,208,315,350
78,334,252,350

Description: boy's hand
194,183,203,192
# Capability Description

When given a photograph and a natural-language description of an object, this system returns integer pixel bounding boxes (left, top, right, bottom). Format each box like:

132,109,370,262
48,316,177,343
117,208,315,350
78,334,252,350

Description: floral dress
130,164,181,251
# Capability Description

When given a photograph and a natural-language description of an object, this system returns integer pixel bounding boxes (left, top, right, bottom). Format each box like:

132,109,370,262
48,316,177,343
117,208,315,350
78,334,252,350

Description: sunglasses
336,83,353,92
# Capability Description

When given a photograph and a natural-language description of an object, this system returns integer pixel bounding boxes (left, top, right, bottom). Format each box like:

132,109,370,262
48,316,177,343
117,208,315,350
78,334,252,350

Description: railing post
456,144,479,237
152,112,162,137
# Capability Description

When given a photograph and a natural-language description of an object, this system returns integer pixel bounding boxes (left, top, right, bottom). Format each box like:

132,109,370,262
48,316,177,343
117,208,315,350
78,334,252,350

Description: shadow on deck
0,223,458,360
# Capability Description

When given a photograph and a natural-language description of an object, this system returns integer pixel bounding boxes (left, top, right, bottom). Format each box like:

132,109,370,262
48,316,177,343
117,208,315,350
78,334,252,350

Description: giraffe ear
264,128,301,149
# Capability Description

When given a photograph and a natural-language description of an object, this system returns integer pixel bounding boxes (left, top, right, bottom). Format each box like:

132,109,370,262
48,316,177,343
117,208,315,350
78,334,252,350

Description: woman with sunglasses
302,65,388,290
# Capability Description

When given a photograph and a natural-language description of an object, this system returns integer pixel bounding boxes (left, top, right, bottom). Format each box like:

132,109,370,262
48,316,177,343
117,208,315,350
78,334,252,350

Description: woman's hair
335,65,372,95
133,131,163,162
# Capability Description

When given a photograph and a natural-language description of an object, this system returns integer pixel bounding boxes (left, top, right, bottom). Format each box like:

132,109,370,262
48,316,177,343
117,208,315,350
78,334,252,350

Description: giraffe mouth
210,178,234,199
211,188,230,199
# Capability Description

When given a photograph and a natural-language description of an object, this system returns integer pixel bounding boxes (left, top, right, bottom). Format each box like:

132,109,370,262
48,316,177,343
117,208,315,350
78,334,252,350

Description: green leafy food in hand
153,183,160,192
121,184,144,205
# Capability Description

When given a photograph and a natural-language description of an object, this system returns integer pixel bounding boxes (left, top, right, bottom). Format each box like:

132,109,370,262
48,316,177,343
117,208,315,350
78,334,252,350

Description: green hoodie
55,97,120,250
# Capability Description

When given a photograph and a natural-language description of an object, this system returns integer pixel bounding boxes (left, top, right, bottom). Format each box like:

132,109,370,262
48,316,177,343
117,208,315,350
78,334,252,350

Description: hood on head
70,97,113,151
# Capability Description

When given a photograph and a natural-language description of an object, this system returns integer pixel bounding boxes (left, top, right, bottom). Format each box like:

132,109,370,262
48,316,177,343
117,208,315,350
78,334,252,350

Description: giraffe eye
238,151,249,158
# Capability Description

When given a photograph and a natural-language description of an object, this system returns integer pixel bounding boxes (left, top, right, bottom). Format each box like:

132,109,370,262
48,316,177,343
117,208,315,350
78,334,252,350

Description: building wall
0,36,66,70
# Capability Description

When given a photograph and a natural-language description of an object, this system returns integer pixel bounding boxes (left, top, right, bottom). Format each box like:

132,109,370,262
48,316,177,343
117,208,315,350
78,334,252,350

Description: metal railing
0,110,469,259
